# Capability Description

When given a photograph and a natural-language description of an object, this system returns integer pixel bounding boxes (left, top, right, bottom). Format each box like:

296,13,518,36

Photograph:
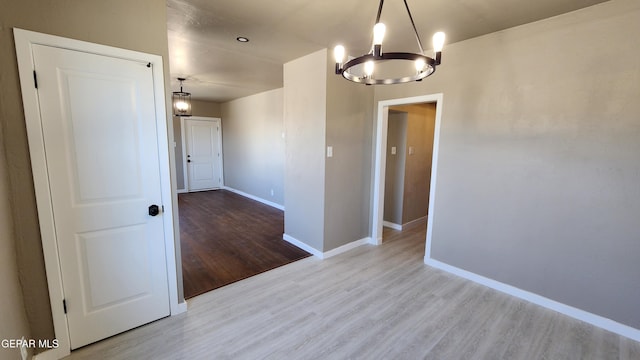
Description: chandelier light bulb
332,0,444,85
334,45,346,64
175,101,189,111
433,32,446,52
373,23,386,45
364,60,375,77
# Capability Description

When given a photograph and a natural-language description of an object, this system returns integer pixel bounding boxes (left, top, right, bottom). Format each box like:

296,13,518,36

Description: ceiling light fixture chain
402,0,425,55
334,0,445,85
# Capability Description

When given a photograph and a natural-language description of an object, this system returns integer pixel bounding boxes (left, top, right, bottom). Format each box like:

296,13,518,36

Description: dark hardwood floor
179,189,311,299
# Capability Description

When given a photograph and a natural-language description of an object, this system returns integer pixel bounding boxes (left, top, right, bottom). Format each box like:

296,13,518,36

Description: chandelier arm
403,0,425,54
375,0,384,24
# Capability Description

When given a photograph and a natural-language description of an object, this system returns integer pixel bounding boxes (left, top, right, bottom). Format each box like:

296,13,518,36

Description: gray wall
375,0,640,329
393,103,435,224
324,52,374,251
0,121,32,358
173,99,222,190
383,111,408,225
221,88,285,205
0,0,176,349
283,49,327,251
284,49,374,253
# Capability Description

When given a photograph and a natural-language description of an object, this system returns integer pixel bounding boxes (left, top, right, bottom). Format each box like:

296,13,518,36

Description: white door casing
14,29,184,358
371,94,444,250
182,117,223,191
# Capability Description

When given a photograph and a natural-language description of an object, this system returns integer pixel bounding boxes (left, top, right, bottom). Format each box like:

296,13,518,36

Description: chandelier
172,77,192,117
333,0,445,85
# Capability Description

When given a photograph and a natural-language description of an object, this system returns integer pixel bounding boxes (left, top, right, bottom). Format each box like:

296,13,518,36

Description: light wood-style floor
64,226,640,359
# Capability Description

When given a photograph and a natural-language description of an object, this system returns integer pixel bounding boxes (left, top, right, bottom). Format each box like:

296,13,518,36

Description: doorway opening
175,116,309,299
371,94,443,256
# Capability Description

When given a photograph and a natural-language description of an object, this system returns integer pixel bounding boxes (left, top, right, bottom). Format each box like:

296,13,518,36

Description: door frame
14,28,185,359
370,94,444,251
180,116,224,192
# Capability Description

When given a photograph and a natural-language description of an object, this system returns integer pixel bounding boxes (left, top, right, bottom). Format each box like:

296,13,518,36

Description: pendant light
172,77,192,117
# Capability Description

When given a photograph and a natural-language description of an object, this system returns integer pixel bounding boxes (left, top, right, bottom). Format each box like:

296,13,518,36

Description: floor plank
65,225,640,359
179,189,311,299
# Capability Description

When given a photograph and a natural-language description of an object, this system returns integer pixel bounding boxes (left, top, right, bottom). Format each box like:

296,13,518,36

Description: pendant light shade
172,77,192,117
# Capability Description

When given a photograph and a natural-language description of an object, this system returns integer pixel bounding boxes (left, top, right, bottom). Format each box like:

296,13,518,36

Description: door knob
148,204,160,216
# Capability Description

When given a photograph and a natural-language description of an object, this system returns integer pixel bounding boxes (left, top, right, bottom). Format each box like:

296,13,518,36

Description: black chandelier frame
334,0,442,85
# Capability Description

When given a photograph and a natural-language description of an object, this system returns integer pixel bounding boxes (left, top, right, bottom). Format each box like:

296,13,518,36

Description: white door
32,44,170,349
185,118,223,191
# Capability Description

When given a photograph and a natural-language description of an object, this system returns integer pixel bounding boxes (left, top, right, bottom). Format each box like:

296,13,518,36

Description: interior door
32,44,170,349
185,118,222,191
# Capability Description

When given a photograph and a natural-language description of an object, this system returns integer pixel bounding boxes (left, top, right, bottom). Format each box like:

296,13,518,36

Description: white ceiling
167,0,608,102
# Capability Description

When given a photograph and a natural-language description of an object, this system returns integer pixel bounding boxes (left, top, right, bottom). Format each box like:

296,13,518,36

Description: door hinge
63,299,67,314
33,70,38,89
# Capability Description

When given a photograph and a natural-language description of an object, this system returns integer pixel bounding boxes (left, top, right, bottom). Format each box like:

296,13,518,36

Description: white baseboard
33,347,69,360
383,221,402,231
323,237,371,259
283,234,370,260
223,186,284,211
172,301,188,315
403,215,427,229
283,234,322,258
425,257,640,342
177,188,187,194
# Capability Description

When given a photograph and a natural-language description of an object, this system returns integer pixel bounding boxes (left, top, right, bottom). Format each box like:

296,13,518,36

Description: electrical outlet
270,188,274,196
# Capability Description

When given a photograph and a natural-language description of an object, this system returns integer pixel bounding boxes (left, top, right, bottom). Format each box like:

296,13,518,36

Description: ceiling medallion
333,0,445,85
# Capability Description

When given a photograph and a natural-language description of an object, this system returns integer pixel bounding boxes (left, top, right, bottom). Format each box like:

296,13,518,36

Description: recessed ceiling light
236,37,249,43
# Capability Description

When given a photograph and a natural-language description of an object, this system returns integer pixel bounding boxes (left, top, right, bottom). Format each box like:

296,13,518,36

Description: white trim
322,238,371,259
174,301,188,313
403,215,427,229
371,94,444,248
224,186,285,211
283,234,322,258
425,258,640,343
14,28,181,358
179,117,189,191
33,348,66,360
283,234,370,260
383,221,402,231
180,116,224,192
177,188,188,194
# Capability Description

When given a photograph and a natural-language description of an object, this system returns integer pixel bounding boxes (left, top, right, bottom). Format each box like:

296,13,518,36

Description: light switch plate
327,146,333,157
409,146,415,155
391,146,397,155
